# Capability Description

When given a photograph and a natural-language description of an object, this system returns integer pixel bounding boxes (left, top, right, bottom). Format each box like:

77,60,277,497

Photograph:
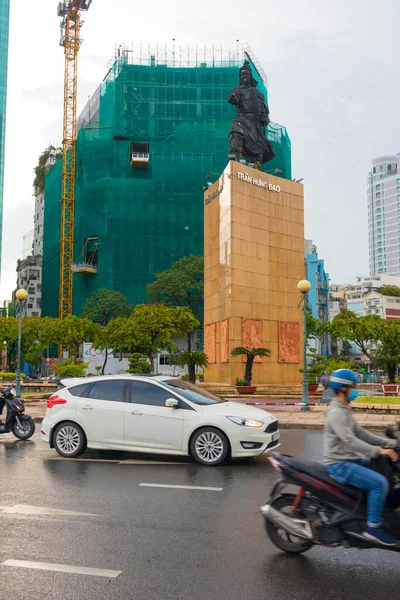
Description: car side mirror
165,398,179,409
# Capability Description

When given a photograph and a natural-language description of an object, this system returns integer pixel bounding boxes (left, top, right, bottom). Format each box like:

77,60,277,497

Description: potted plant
231,346,271,395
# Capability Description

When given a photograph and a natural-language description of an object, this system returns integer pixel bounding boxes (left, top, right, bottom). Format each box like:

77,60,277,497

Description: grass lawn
356,397,400,405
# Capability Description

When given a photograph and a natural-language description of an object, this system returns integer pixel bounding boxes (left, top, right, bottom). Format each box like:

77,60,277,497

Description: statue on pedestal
228,61,276,169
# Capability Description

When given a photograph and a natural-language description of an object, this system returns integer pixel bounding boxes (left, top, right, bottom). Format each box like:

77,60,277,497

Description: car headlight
226,416,264,428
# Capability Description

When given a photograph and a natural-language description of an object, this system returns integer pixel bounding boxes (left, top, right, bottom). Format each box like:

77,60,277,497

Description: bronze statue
228,61,276,169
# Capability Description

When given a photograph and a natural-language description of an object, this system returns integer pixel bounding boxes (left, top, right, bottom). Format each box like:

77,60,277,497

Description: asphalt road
0,429,399,600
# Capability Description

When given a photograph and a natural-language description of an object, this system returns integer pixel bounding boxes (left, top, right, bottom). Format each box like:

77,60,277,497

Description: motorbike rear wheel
264,495,313,554
12,417,35,440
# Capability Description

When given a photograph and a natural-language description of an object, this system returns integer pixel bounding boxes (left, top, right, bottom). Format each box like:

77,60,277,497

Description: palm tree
176,351,208,384
231,346,271,386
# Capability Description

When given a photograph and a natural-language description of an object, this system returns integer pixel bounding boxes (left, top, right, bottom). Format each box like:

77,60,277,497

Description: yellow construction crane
57,1,93,320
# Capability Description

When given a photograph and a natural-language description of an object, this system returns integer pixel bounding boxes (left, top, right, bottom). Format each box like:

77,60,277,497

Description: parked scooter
262,427,400,553
0,387,35,440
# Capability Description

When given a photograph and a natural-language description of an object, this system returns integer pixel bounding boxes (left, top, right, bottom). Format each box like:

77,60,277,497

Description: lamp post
297,280,311,411
2,340,7,372
15,288,28,399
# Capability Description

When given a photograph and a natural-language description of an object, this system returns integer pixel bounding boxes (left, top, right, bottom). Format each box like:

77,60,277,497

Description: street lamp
2,340,7,372
297,280,312,411
15,288,28,399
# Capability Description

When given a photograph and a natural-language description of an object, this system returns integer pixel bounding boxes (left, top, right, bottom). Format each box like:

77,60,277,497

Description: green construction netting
42,59,291,318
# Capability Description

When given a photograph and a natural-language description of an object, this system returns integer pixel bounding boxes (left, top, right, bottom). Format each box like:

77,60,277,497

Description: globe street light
297,280,312,411
15,288,28,398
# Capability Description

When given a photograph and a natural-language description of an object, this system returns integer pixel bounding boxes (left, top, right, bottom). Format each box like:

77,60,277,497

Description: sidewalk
24,401,400,431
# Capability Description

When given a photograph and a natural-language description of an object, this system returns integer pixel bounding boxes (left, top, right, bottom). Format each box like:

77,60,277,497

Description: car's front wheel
53,422,86,458
190,427,229,466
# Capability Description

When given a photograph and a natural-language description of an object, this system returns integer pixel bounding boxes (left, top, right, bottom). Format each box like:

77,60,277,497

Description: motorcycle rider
324,369,399,546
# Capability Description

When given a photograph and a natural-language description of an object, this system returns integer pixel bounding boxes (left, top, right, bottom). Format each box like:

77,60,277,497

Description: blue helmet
330,369,359,389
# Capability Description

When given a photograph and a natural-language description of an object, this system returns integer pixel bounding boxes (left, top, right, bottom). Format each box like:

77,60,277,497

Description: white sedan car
41,375,280,466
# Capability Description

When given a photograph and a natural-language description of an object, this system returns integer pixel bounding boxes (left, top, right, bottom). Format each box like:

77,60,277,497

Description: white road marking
139,483,223,491
0,504,97,517
2,560,121,578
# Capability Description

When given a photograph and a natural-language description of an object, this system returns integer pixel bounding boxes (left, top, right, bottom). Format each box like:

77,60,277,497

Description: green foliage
176,350,208,383
380,285,400,298
51,360,88,378
147,255,204,323
325,357,355,375
128,353,152,374
235,378,247,387
373,320,400,383
231,346,271,386
305,309,322,344
33,146,61,196
196,372,204,381
81,288,131,326
327,311,382,360
107,304,199,372
182,373,190,381
55,316,101,358
0,373,25,381
95,365,102,375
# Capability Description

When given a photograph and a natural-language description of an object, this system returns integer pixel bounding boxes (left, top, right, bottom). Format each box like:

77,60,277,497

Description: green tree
176,351,208,384
56,316,100,360
231,346,271,386
380,285,400,297
107,304,199,372
147,255,204,349
327,311,382,361
373,321,400,383
340,340,353,359
305,309,322,347
33,146,61,196
82,289,131,373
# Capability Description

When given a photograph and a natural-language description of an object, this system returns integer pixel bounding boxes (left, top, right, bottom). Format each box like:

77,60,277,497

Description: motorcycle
261,427,400,554
0,386,35,440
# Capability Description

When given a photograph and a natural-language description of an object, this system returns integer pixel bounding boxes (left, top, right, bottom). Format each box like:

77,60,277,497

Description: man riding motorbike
325,369,399,546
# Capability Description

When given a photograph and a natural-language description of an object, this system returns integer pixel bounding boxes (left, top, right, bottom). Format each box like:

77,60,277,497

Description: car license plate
272,432,280,442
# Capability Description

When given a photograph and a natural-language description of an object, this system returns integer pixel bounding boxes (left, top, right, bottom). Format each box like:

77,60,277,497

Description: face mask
348,389,359,402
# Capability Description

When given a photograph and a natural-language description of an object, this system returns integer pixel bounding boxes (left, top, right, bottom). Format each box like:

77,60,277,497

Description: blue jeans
327,460,389,527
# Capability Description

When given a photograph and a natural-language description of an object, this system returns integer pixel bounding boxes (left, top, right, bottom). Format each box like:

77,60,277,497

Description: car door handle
131,410,142,416
82,406,94,411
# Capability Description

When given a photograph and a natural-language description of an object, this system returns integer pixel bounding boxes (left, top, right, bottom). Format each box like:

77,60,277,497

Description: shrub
128,353,152,375
196,372,204,381
51,360,88,378
182,373,190,381
235,378,247,387
0,373,25,381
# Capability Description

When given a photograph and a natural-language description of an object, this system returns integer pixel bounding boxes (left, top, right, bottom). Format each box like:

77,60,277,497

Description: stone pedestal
204,161,305,385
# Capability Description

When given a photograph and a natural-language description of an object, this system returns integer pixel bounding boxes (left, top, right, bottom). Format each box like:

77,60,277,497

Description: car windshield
161,379,224,405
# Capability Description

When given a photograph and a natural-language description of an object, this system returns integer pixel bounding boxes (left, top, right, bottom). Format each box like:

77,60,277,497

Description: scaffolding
42,44,292,318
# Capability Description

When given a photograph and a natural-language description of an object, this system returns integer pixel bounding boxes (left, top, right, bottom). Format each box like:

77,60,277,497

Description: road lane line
0,505,97,517
139,483,223,491
2,560,122,578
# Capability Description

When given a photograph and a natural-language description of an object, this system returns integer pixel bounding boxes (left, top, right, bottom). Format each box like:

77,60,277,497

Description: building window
376,192,381,199
373,167,376,174
380,165,384,172
388,165,392,171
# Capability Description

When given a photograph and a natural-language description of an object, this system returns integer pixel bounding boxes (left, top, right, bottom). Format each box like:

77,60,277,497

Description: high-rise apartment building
0,0,10,271
368,154,400,275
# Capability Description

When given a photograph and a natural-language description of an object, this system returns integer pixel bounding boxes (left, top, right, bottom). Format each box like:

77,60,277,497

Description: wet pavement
0,430,399,600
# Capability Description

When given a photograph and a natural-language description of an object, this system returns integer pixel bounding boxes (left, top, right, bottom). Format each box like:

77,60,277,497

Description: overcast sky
2,0,399,301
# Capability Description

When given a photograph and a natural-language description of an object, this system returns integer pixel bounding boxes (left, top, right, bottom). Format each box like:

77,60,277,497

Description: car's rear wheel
53,422,86,458
191,427,229,466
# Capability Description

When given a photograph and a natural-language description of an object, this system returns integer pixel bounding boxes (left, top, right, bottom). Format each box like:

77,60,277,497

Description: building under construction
42,44,292,317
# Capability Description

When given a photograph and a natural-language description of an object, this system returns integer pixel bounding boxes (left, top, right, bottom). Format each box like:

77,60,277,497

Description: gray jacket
324,399,385,464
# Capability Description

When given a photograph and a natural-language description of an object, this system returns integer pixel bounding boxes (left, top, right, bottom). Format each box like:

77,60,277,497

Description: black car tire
53,422,86,458
190,427,229,466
